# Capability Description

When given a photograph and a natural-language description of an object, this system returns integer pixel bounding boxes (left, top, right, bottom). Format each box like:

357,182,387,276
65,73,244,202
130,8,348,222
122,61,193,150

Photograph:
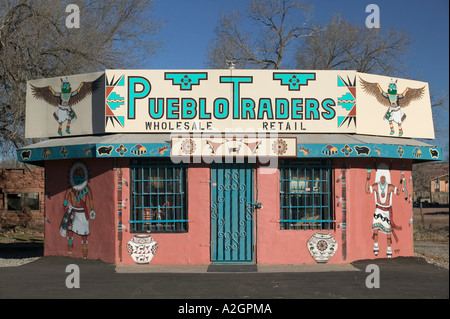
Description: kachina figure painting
365,163,404,258
60,162,96,258
31,76,102,136
359,77,425,137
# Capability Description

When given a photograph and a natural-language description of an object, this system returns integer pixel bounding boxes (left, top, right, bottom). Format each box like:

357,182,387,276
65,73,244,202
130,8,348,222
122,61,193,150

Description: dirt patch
413,206,449,269
413,207,449,231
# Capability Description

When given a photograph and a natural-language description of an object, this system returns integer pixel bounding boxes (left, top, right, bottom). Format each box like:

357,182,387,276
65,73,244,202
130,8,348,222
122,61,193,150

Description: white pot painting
127,235,158,264
307,232,338,263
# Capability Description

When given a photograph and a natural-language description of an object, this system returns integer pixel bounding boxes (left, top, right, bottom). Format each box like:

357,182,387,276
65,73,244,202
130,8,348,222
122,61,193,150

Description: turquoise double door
210,162,255,263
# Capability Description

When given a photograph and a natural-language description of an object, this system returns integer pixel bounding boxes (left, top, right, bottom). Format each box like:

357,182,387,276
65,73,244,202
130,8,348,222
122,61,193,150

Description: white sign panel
171,136,297,157
104,69,357,134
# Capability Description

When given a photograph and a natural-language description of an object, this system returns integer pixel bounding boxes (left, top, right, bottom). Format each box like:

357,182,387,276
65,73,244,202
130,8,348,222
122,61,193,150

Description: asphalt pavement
0,255,448,301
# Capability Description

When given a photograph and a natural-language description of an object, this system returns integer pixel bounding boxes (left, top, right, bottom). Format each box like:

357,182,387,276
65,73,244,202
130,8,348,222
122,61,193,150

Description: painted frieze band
18,140,441,162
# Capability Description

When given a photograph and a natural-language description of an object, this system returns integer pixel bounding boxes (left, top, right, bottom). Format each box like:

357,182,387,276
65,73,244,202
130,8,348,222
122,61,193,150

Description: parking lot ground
0,255,448,300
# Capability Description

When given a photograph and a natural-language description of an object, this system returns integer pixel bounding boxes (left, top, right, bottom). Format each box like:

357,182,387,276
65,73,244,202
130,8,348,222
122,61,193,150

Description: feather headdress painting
31,76,103,136
359,77,425,136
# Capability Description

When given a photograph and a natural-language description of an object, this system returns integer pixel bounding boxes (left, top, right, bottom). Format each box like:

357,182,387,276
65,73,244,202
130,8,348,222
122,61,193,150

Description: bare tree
295,13,411,76
0,0,162,157
206,0,318,69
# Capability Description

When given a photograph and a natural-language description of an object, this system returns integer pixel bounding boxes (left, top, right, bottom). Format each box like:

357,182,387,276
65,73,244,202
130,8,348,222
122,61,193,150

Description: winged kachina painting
31,77,103,136
356,72,433,139
359,77,425,137
25,72,105,138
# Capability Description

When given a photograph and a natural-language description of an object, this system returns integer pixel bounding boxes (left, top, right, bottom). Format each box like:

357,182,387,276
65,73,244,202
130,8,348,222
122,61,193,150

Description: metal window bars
130,159,187,233
279,160,333,230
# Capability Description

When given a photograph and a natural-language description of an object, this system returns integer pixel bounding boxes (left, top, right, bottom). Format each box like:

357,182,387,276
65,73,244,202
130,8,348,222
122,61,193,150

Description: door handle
252,202,262,209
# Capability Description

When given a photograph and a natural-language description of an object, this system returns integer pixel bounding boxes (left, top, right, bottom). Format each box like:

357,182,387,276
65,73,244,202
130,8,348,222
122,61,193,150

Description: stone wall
0,167,45,227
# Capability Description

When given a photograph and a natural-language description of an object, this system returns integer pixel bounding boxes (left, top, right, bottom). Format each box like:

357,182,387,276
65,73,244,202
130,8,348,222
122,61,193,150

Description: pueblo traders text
127,76,337,122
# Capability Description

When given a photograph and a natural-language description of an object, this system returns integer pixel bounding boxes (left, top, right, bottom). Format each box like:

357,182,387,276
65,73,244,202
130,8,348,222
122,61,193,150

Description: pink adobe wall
343,159,414,262
117,163,211,265
44,157,414,265
255,159,414,264
44,159,116,263
255,166,342,264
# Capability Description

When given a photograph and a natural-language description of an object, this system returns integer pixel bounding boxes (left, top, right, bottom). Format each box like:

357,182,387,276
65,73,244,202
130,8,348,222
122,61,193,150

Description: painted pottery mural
127,235,158,264
307,232,338,263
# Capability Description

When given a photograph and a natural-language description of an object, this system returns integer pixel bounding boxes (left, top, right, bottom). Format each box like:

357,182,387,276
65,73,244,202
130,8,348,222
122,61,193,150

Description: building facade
0,167,45,226
18,70,441,265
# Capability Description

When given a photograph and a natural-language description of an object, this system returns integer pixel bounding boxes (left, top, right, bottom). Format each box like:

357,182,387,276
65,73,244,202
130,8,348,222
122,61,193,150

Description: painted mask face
73,168,85,185
388,83,397,95
61,81,72,93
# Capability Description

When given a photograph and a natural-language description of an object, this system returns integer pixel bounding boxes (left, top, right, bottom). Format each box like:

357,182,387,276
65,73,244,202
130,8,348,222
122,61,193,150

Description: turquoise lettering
167,98,179,119
241,98,256,119
276,99,289,119
292,98,303,119
305,98,320,120
182,98,197,119
128,76,151,119
321,98,336,120
220,76,252,119
214,98,229,119
257,98,274,119
199,98,211,119
148,98,164,119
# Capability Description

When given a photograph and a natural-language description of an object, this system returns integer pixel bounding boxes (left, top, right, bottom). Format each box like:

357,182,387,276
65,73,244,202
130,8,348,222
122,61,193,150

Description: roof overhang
17,133,442,166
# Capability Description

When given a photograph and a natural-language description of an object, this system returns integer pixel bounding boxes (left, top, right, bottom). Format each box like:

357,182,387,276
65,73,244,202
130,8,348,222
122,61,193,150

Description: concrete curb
115,263,360,273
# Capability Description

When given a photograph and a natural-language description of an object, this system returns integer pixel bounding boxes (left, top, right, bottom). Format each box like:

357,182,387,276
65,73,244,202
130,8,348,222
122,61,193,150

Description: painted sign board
104,69,356,135
171,136,297,158
25,69,434,139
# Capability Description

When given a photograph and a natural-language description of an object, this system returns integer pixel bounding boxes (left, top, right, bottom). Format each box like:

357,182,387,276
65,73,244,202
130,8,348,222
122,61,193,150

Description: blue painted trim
296,143,442,161
280,219,334,223
130,220,188,224
17,142,171,162
17,144,97,162
17,141,442,162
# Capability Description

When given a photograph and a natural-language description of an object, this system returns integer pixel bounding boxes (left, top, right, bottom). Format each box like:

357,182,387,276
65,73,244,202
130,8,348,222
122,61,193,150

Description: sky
147,0,449,158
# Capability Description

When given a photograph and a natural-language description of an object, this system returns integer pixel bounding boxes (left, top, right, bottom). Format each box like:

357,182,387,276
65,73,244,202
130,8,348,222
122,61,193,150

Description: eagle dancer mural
359,77,425,137
31,76,102,136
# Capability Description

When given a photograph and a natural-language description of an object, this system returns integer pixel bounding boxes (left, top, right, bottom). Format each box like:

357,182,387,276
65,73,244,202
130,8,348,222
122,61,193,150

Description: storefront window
130,159,187,233
279,160,333,230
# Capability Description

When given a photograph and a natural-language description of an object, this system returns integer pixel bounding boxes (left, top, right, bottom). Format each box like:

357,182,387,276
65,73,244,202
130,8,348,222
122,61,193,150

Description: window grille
280,160,333,230
130,159,187,233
